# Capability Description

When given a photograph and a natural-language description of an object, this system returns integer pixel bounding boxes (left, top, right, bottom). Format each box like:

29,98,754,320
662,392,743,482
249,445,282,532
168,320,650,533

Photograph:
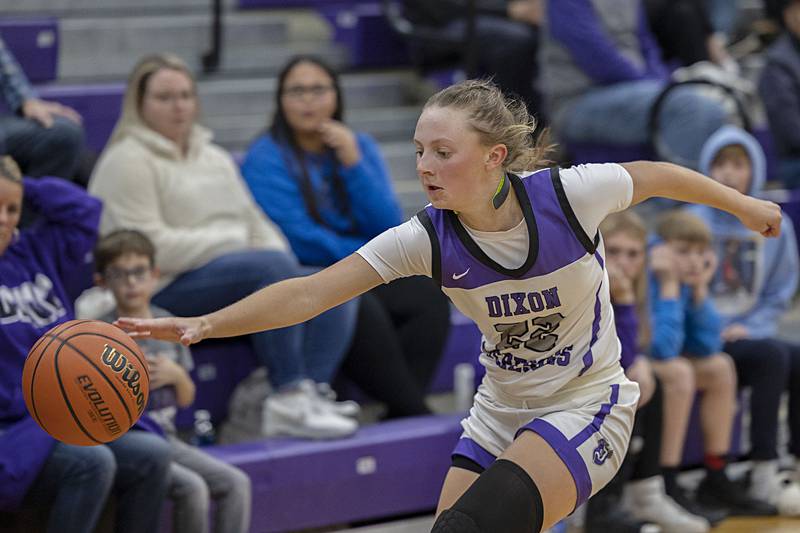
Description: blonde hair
0,156,22,184
600,211,651,351
423,79,552,172
108,53,197,146
656,210,712,246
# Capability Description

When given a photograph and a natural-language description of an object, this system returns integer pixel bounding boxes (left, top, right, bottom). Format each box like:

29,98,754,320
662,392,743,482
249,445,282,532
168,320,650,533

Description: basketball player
118,80,782,533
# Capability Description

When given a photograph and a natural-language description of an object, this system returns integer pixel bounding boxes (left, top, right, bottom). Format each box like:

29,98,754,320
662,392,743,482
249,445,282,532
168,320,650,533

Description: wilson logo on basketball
101,344,146,415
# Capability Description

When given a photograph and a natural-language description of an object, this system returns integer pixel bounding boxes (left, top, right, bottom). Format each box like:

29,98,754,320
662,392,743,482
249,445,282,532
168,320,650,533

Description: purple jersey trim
516,383,621,509
579,281,604,376
523,418,592,509
451,437,497,470
424,168,593,290
570,384,620,448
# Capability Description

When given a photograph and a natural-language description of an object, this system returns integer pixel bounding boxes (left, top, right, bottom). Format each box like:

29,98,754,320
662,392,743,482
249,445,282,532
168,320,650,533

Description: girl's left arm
622,161,782,237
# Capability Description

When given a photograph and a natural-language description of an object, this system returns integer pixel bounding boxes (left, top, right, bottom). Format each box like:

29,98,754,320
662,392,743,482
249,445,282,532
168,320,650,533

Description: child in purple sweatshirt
0,157,171,533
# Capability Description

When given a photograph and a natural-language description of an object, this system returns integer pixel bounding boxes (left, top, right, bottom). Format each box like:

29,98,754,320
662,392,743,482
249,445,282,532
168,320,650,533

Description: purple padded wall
319,3,409,68
0,18,58,83
175,337,260,430
36,83,124,153
207,414,462,532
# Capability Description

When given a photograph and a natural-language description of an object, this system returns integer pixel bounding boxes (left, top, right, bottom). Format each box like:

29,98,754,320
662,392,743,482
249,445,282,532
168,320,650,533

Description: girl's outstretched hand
114,316,209,346
737,196,782,237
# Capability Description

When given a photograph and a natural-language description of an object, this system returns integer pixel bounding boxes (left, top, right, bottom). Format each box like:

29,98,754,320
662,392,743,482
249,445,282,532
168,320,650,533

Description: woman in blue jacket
242,56,450,417
0,157,171,532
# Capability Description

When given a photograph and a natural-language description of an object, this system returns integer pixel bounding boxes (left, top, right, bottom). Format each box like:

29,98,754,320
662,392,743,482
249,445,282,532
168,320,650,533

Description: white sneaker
624,477,710,533
750,463,800,517
262,385,357,439
309,381,361,418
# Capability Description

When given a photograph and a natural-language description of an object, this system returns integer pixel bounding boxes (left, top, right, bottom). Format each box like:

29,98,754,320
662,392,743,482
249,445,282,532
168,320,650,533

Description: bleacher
0,1,793,531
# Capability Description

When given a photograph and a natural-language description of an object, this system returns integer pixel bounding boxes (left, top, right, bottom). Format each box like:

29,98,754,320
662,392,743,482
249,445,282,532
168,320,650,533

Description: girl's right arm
117,253,384,345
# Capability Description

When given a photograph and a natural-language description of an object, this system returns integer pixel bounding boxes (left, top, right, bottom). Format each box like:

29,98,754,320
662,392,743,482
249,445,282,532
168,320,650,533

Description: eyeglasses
146,91,196,104
282,84,335,99
606,247,644,260
104,266,152,284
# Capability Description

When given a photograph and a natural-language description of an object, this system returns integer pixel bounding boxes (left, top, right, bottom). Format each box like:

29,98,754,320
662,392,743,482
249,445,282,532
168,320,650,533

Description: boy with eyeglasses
94,228,252,533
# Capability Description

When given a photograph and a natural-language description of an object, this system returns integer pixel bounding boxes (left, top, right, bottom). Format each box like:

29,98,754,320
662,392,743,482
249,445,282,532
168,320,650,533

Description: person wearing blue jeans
152,249,357,400
0,166,171,533
0,37,83,180
540,0,728,170
89,54,361,440
22,431,172,533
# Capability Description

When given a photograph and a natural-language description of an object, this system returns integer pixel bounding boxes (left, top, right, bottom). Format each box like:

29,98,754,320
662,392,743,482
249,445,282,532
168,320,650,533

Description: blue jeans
153,249,358,389
0,115,83,178
24,431,171,533
778,157,800,188
557,79,728,169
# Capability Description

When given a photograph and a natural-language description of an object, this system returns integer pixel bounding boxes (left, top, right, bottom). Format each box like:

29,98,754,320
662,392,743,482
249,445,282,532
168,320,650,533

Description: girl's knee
699,353,737,390
655,357,696,394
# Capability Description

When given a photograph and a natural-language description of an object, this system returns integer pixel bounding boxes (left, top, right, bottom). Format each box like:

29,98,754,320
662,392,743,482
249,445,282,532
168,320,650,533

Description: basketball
22,319,150,446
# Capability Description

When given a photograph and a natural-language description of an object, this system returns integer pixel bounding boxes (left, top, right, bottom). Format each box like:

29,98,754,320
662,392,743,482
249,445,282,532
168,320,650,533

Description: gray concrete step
196,70,419,118
57,10,345,80
209,105,420,151
0,0,228,17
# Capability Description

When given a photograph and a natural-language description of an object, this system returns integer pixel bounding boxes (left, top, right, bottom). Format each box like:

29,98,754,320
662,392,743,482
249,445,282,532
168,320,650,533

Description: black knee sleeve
432,459,544,533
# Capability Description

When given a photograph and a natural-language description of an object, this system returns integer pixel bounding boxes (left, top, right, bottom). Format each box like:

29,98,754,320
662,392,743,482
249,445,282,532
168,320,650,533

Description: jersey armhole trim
549,166,600,254
416,208,442,286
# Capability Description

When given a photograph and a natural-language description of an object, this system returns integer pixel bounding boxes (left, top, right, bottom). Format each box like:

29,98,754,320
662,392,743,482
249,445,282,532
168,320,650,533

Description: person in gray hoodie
692,125,800,514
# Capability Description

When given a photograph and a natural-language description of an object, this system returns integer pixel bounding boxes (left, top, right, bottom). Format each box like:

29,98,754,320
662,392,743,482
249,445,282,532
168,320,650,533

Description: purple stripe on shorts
522,419,592,509
452,437,497,470
570,384,621,448
578,282,603,376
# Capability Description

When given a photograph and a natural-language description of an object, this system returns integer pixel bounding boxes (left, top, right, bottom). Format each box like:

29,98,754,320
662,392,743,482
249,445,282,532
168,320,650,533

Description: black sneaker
665,478,729,526
696,470,778,516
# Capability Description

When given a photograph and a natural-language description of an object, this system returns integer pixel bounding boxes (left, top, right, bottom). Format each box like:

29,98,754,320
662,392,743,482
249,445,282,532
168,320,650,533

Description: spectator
759,0,800,187
89,54,359,439
644,0,737,70
95,229,252,533
692,125,800,513
0,36,83,180
539,0,728,169
585,211,711,533
0,157,171,533
241,56,449,417
649,210,775,516
401,0,542,116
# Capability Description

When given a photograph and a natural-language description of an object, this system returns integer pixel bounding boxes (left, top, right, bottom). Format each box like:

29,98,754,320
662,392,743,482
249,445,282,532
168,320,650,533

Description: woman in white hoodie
90,54,358,439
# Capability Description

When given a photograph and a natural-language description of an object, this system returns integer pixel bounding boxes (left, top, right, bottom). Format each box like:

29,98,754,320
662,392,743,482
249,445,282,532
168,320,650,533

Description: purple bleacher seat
319,2,409,68
0,18,58,83
429,310,483,393
206,414,462,532
36,83,124,153
175,337,259,430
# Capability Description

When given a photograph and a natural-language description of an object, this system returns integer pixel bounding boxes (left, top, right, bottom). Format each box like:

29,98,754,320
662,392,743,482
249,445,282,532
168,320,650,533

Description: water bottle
454,363,476,412
192,409,216,447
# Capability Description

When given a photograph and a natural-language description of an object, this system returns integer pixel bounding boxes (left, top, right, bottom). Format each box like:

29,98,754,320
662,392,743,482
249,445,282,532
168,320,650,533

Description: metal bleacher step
209,105,421,151
0,0,231,18
196,70,419,118
57,10,345,81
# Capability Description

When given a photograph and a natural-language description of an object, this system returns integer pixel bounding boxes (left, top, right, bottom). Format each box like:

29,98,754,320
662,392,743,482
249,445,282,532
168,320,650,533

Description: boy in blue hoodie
649,210,776,517
693,125,800,513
